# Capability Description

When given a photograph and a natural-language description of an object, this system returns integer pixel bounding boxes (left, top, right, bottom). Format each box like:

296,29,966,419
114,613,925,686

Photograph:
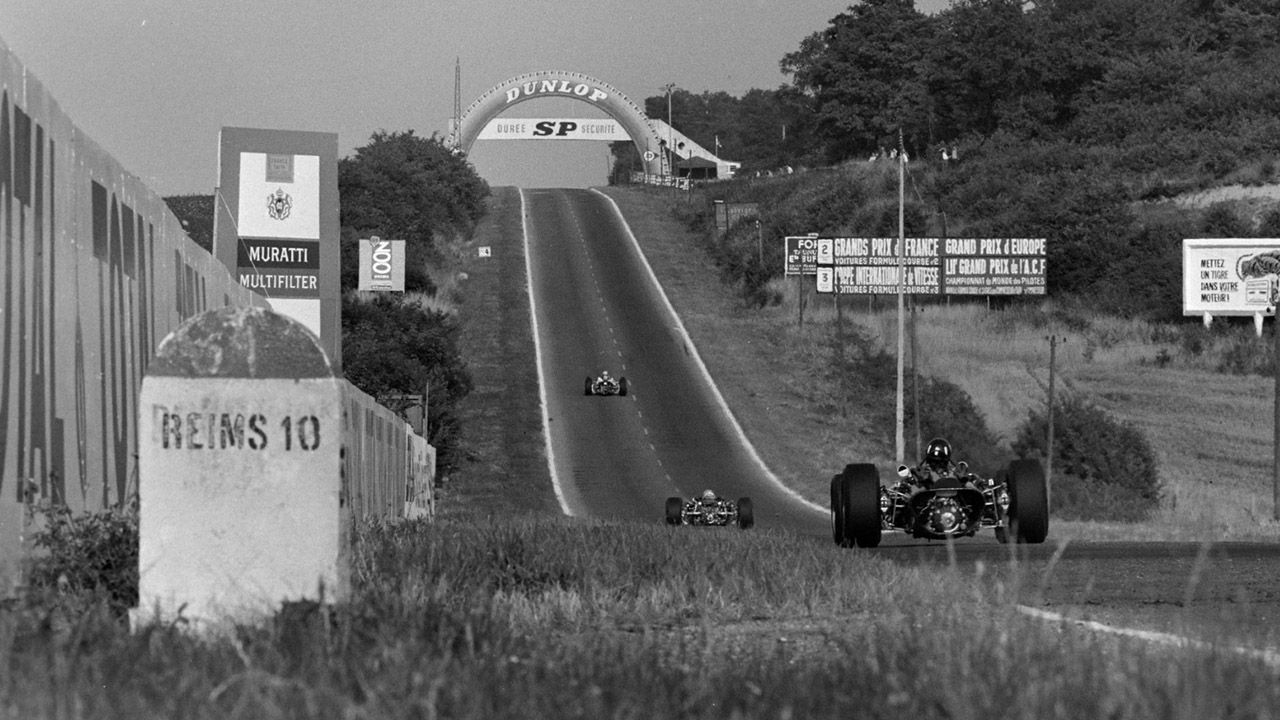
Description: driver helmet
601,370,610,378
924,438,952,470
701,489,716,503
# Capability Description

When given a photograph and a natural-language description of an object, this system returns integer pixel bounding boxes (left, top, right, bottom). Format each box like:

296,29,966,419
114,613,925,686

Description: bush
342,293,473,470
905,376,1008,476
1012,394,1161,521
26,505,139,616
825,324,1007,473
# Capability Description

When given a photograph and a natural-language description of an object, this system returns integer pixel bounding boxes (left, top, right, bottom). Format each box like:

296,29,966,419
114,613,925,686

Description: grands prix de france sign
452,71,666,177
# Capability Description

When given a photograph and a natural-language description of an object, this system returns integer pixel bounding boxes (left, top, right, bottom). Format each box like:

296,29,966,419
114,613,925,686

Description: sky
4,0,950,194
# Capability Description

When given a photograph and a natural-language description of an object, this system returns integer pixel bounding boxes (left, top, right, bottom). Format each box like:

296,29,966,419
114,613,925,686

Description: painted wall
0,37,264,514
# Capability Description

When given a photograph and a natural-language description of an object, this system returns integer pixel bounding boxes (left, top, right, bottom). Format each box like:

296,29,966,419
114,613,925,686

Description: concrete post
133,306,343,628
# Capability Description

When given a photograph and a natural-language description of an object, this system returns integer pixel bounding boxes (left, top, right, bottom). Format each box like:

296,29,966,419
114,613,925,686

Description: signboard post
785,235,819,329
1182,238,1280,520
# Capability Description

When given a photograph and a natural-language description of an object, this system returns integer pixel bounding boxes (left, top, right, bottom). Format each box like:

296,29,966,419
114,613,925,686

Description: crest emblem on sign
267,188,293,221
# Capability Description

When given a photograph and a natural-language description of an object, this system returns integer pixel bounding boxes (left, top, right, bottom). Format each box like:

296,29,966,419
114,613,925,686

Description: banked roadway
518,186,1280,660
522,187,826,529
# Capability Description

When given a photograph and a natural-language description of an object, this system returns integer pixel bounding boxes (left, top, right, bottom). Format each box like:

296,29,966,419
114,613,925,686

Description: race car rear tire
737,497,754,529
619,377,629,396
1007,458,1049,544
830,473,848,546
839,463,882,548
584,377,593,396
665,497,683,525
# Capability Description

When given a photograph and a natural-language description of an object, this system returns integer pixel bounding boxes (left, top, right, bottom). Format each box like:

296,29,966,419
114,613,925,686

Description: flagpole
895,129,906,467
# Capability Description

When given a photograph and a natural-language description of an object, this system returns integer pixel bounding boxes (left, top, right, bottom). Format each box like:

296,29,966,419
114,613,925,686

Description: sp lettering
533,121,579,137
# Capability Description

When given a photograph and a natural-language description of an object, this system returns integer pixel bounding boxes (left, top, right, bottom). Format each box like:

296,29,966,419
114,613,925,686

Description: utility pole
1046,335,1064,507
662,83,676,195
451,58,461,150
895,129,906,466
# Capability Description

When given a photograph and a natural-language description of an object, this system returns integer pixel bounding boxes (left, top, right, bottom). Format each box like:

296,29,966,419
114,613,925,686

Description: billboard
814,237,1046,296
713,201,758,234
358,236,406,292
476,118,630,141
1183,238,1280,316
214,128,341,368
784,235,820,276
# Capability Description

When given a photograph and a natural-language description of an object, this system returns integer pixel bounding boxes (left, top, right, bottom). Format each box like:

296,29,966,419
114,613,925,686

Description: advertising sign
236,238,320,298
713,201,759,234
477,118,629,141
358,236,406,292
784,235,820,276
215,128,340,365
814,237,1046,296
1183,238,1280,316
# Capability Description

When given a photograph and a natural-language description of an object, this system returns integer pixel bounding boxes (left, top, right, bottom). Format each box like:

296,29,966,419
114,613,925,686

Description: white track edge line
521,188,574,516
591,188,827,515
1017,605,1280,669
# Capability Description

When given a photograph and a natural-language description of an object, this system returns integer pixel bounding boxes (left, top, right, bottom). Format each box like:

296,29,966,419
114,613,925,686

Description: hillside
598,185,1279,541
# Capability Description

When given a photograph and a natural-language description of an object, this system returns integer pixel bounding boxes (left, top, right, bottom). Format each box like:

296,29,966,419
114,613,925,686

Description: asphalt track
520,187,1280,653
523,187,826,530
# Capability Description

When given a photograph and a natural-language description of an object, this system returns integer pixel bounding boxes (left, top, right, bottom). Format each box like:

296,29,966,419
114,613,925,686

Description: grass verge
5,517,1278,718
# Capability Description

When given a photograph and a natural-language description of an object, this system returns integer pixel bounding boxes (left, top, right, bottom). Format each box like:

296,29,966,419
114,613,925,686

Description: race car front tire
665,497,683,525
619,377,629,396
839,463,882,548
736,497,754,529
584,377,593,396
1007,458,1049,544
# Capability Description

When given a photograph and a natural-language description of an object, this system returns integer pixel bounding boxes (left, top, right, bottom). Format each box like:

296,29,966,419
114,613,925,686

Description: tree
338,130,489,253
781,0,934,160
924,0,1045,141
342,293,472,470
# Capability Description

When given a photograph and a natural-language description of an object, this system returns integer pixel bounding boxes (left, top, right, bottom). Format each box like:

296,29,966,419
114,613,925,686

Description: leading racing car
585,371,628,396
666,490,754,529
830,438,1048,548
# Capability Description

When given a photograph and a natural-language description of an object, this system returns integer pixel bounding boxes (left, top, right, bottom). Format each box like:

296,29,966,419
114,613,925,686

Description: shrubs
342,292,472,471
1013,394,1162,521
26,505,139,616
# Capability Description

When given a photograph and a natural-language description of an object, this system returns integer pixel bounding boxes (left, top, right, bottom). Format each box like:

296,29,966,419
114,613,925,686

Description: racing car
585,372,628,396
666,490,754,529
830,457,1048,548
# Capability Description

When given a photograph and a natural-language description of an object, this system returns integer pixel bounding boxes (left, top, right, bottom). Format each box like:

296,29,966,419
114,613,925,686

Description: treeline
630,0,1280,178
644,0,1280,319
167,130,490,471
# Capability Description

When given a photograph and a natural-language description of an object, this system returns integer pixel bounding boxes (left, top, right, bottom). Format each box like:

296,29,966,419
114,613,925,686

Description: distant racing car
830,442,1048,548
666,490,754,529
585,372,628,396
